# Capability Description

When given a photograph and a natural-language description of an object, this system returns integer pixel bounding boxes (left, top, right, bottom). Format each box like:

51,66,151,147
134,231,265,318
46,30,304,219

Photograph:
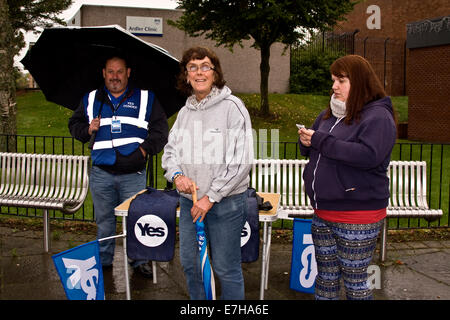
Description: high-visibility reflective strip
139,90,148,123
87,90,149,127
87,90,97,122
100,116,148,128
92,137,145,150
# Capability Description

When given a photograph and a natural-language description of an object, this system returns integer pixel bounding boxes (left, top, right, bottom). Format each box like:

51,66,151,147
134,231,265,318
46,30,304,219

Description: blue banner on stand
290,218,317,294
127,188,179,262
241,188,259,262
52,240,105,300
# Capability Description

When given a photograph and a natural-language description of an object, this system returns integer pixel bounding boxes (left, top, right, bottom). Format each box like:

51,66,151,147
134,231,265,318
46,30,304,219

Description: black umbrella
21,25,186,117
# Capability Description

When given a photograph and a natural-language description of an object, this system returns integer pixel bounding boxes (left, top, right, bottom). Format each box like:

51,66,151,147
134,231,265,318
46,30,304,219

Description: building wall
337,0,450,40
73,5,290,94
351,36,406,96
407,45,450,143
334,0,450,97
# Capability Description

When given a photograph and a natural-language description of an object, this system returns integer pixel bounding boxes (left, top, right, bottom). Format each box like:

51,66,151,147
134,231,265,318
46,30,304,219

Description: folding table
114,190,280,300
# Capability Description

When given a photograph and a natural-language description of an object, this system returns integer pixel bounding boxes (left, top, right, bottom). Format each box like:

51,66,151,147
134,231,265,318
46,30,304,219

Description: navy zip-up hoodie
299,96,397,212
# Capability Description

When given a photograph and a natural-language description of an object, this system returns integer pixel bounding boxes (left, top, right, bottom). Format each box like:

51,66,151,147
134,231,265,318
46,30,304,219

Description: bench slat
252,159,443,220
0,153,90,214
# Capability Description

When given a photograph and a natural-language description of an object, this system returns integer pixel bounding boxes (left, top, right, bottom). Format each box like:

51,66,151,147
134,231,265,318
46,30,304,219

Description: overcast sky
61,0,178,20
17,0,179,70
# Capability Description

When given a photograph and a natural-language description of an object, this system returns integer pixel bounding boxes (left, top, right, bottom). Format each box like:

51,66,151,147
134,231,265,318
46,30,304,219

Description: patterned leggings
311,215,383,300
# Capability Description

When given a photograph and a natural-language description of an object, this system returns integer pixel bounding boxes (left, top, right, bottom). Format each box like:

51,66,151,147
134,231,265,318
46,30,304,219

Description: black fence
290,29,407,96
1,134,448,230
290,29,359,75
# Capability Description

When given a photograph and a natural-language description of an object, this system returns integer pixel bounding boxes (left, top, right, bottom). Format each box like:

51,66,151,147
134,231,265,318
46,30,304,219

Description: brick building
333,0,450,95
336,0,450,40
406,16,450,143
335,1,450,142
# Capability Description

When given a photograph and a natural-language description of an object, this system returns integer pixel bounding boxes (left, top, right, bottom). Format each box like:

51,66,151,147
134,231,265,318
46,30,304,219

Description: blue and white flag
290,218,317,294
195,220,216,300
52,240,105,300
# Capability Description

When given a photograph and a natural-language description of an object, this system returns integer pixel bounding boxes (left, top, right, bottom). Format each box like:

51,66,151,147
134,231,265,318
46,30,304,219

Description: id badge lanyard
111,117,122,133
108,91,130,134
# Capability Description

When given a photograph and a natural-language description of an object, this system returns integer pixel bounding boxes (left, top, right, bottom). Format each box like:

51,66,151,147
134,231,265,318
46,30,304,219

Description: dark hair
325,55,390,124
104,50,129,69
177,46,226,96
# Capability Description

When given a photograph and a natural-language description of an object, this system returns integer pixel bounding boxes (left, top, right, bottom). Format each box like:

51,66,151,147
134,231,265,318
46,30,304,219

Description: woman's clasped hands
174,175,213,223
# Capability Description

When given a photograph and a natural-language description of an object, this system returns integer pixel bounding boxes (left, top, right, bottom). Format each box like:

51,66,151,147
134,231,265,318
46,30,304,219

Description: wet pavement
0,223,449,301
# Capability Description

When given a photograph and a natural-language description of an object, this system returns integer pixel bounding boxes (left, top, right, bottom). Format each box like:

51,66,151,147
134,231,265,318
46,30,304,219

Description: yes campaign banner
52,240,105,300
241,188,259,263
127,188,178,261
290,218,317,294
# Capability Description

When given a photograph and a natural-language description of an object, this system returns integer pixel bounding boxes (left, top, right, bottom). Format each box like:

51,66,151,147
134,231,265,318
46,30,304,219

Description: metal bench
251,159,443,261
0,152,90,252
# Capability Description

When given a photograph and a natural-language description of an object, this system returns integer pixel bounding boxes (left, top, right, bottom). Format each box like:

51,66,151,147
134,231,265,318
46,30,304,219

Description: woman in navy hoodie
298,55,397,300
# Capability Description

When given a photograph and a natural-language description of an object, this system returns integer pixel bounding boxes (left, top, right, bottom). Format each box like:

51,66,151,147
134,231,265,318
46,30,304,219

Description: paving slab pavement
1,224,449,301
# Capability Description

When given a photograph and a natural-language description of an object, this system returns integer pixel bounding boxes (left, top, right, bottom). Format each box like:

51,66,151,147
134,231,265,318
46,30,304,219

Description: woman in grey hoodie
298,55,397,300
162,47,253,300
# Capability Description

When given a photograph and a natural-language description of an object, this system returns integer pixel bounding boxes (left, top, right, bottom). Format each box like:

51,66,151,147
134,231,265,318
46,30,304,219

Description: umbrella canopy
21,25,186,117
195,220,216,300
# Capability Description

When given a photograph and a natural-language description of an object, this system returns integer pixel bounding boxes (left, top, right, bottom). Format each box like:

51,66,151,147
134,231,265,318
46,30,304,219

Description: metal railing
1,134,448,229
290,29,407,96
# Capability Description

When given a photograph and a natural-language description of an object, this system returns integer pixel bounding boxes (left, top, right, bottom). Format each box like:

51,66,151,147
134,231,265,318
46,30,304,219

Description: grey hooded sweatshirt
162,86,254,202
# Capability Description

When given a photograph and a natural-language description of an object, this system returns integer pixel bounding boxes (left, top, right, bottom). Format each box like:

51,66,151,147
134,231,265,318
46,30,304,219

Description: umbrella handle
192,182,197,204
88,131,97,149
88,114,102,150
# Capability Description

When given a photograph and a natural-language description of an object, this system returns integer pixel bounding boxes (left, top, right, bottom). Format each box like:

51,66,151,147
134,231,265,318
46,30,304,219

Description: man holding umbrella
68,53,169,277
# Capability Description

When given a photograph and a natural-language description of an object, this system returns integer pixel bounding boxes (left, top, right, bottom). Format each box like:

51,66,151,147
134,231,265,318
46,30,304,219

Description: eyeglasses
186,64,215,73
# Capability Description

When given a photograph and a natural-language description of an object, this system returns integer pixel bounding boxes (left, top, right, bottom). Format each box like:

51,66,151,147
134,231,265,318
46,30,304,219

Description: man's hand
139,146,147,158
88,117,101,135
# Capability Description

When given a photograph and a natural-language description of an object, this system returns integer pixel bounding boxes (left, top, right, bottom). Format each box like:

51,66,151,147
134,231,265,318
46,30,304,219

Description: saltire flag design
192,182,216,300
52,240,105,300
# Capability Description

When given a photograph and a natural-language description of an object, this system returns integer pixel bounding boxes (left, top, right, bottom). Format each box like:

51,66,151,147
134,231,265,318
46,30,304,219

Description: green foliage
238,93,408,142
7,0,72,30
14,68,29,89
1,0,73,145
6,0,73,52
170,0,355,49
290,49,345,95
393,96,408,123
16,90,72,136
169,0,355,115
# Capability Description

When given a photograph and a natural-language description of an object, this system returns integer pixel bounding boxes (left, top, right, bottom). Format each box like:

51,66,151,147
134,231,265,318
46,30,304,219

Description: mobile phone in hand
296,124,305,129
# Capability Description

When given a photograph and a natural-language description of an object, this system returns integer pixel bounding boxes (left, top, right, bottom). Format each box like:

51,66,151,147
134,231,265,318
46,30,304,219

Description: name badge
111,119,122,133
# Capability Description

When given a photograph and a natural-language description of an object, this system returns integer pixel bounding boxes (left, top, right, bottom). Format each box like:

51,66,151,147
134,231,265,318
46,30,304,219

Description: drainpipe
351,29,359,54
363,36,369,58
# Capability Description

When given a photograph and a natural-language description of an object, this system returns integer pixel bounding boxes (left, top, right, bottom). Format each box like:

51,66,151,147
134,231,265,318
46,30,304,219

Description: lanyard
106,88,131,116
108,95,126,114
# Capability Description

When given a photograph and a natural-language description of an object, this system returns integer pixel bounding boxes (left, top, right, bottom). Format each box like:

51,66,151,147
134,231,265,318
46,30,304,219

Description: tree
169,0,355,116
0,0,72,152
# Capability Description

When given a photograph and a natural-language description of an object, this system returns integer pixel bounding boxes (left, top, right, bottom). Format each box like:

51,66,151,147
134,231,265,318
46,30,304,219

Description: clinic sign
126,16,163,36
